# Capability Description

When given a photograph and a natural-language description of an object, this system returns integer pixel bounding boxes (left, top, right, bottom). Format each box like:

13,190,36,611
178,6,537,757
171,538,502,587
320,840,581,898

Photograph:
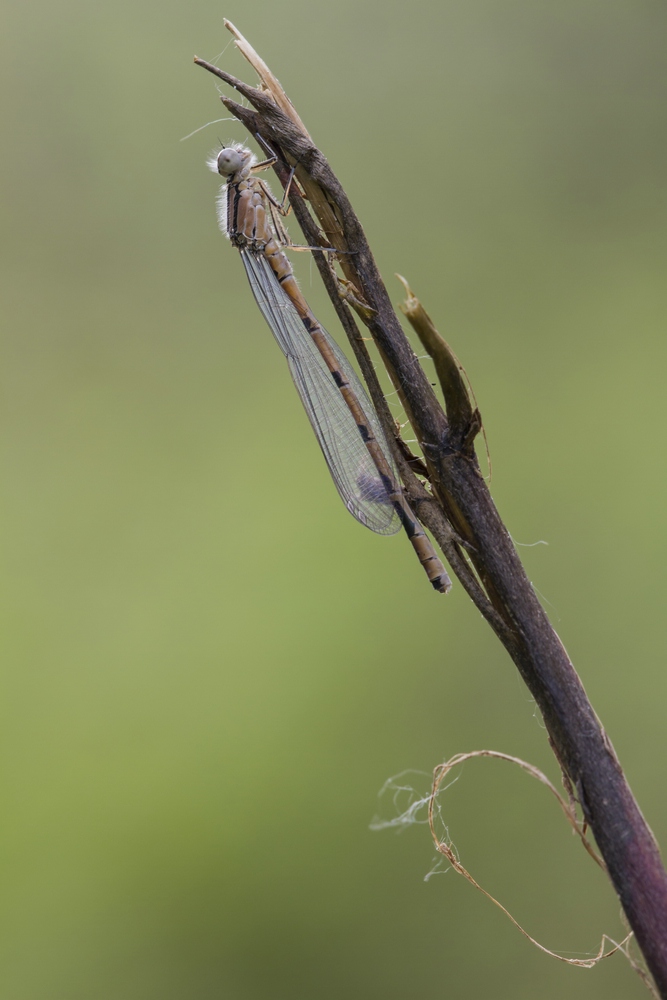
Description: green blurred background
3,0,666,997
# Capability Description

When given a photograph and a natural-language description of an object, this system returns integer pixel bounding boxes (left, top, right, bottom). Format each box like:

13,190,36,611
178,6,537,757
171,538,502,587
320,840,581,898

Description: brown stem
195,37,667,995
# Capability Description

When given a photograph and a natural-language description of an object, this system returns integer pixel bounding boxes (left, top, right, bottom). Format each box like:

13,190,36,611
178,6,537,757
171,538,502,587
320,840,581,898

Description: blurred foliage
2,0,667,997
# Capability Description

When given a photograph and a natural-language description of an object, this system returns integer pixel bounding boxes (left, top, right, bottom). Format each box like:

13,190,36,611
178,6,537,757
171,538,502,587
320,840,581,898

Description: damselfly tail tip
433,573,452,594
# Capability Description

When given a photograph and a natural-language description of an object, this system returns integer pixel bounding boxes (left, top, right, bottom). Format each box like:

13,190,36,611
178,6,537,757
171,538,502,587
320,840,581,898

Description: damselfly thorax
217,149,316,316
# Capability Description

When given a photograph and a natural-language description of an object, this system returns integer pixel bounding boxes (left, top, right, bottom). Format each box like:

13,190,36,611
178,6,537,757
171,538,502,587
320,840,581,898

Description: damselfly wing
242,250,401,535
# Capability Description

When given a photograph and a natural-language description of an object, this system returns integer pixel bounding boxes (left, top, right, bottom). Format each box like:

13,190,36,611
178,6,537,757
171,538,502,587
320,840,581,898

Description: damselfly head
206,143,253,179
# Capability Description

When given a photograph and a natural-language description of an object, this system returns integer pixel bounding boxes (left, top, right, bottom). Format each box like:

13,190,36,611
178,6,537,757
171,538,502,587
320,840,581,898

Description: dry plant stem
195,34,667,994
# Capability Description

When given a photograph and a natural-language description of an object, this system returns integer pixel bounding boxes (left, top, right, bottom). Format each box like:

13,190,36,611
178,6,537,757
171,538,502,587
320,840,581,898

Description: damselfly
208,143,450,593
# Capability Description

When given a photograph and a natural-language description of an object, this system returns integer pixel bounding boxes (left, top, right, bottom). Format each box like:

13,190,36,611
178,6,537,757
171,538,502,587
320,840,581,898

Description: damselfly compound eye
217,148,244,176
